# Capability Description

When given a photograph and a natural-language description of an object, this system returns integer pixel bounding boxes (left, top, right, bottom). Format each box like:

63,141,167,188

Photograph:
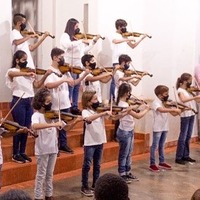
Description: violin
96,105,125,113
128,98,147,106
91,67,113,76
122,32,152,39
74,33,105,40
20,67,62,77
58,64,84,75
124,69,153,77
187,86,200,93
21,30,55,39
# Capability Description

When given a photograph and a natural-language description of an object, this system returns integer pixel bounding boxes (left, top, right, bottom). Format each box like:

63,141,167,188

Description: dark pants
11,96,33,155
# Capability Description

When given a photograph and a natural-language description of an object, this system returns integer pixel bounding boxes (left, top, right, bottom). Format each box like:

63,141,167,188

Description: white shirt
82,109,107,146
177,88,196,117
112,32,128,64
82,74,102,103
10,29,35,69
44,66,71,110
5,68,35,98
152,97,169,132
118,100,135,131
114,70,124,98
31,112,58,155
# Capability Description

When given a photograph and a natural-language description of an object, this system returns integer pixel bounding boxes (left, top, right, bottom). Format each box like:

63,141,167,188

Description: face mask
58,57,65,66
126,93,131,101
187,82,192,88
89,62,96,70
43,102,52,111
162,95,169,102
124,64,129,70
74,28,80,34
121,27,127,33
18,61,28,68
91,101,100,110
20,23,26,31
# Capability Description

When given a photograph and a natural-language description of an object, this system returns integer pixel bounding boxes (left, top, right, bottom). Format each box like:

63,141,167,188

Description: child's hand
84,68,90,75
26,72,36,78
64,77,74,86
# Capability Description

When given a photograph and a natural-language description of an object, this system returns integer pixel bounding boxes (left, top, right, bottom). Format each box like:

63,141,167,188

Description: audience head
0,189,32,200
191,189,200,200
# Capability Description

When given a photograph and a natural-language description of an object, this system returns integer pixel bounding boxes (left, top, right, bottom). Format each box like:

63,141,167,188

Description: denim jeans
69,73,80,109
116,128,134,175
11,96,33,155
150,131,167,165
34,153,57,199
109,63,118,101
176,115,195,160
81,144,103,188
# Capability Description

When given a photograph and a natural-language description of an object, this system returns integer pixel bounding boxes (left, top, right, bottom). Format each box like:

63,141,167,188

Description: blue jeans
109,63,118,101
176,115,195,160
58,108,69,148
81,144,103,188
150,131,167,165
116,128,134,175
69,73,80,109
11,96,33,155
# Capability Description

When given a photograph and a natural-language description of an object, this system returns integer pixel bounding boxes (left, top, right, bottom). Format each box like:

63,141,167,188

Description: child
116,83,150,183
5,50,51,164
175,73,200,165
149,85,181,172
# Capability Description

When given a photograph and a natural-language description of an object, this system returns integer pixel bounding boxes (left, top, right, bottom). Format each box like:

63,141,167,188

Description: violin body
21,30,55,39
45,111,78,122
74,33,105,40
124,69,153,77
122,32,152,39
58,64,84,75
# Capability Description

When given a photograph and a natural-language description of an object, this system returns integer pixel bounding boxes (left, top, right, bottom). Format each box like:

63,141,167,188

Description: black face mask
91,101,100,110
121,27,127,33
20,23,26,31
58,57,65,66
89,62,96,70
162,95,169,102
18,61,28,68
74,28,80,35
187,82,192,88
43,102,52,111
124,64,129,70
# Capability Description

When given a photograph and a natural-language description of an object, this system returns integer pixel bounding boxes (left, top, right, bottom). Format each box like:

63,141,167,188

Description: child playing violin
149,85,181,172
175,73,200,165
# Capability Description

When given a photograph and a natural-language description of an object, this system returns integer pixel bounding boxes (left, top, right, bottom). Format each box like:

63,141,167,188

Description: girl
5,50,51,164
60,18,100,115
175,73,200,165
116,83,150,183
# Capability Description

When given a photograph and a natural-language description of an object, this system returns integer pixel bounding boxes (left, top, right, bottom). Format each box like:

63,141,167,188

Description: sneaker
90,184,95,191
158,163,172,170
20,153,32,162
175,159,186,165
59,146,74,154
121,175,132,184
149,165,160,172
12,154,26,164
182,157,196,162
81,186,94,197
126,173,139,181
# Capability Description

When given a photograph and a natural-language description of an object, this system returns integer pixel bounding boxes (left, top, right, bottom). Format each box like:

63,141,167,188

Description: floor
2,143,200,200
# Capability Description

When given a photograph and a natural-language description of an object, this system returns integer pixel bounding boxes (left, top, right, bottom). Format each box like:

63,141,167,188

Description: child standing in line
175,73,200,165
149,85,181,172
116,83,150,183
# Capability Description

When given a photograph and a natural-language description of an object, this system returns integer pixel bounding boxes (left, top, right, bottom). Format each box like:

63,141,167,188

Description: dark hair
191,189,200,200
115,19,127,29
64,18,79,41
32,88,51,110
176,73,192,89
118,54,132,65
154,85,169,96
116,83,132,105
50,47,65,60
94,173,129,200
12,50,27,68
82,91,96,109
13,13,26,25
81,54,94,67
0,189,32,200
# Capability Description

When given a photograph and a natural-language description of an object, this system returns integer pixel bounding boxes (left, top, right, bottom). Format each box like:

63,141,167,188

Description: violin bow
172,86,179,109
93,55,109,74
194,76,200,90
27,21,38,38
110,95,113,113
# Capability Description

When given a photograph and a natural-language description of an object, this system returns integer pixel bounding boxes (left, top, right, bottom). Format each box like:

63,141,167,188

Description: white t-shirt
31,111,58,155
118,100,135,131
5,68,35,98
44,66,71,110
112,32,128,64
114,70,124,98
82,109,107,146
10,29,35,69
177,88,196,117
151,97,169,132
82,74,102,103
60,33,94,67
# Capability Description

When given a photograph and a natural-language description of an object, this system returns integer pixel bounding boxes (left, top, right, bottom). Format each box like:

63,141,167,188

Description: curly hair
32,87,51,110
94,173,129,200
0,189,32,200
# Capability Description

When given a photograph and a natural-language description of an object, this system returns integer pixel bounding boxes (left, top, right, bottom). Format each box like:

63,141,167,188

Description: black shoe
175,159,186,165
71,108,82,115
20,153,32,162
182,157,196,162
59,146,74,154
121,175,132,184
81,186,94,197
126,173,139,181
12,154,26,164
